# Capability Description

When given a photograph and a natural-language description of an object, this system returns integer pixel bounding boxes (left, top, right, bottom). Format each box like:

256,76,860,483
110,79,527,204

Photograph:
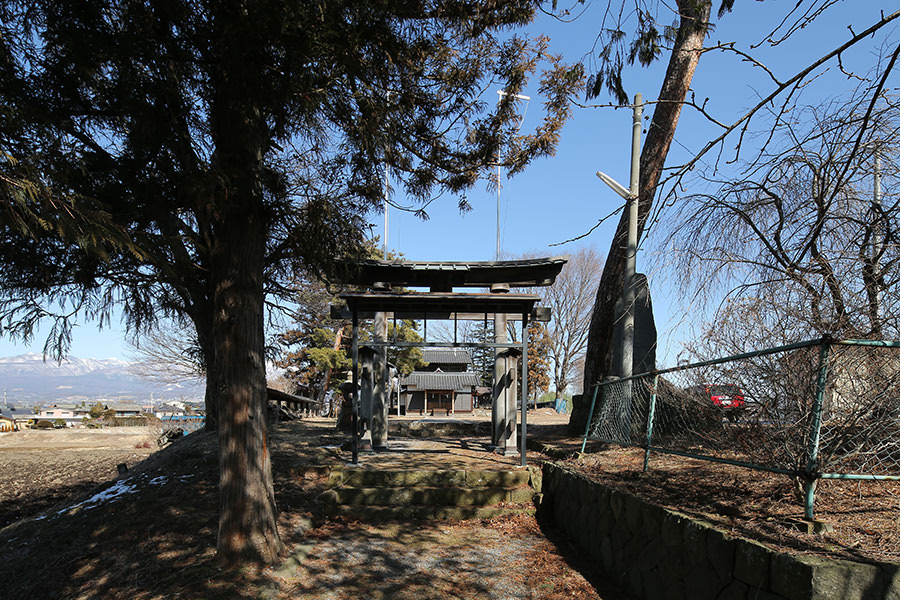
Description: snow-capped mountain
0,353,133,376
0,353,205,405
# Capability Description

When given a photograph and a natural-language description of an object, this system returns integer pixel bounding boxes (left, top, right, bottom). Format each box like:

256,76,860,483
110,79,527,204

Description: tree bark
211,209,282,566
580,0,712,402
190,313,217,431
209,0,283,566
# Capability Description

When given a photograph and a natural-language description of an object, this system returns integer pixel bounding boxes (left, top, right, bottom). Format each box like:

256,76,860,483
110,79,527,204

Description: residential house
0,414,15,432
4,406,33,429
38,404,86,427
154,403,187,418
107,403,143,418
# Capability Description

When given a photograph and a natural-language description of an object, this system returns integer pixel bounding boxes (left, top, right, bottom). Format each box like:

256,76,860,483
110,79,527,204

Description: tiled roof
422,348,473,366
401,371,479,391
107,403,143,411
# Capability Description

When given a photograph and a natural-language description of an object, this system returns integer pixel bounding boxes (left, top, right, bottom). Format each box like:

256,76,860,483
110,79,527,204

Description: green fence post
581,385,600,454
804,339,831,520
642,375,659,473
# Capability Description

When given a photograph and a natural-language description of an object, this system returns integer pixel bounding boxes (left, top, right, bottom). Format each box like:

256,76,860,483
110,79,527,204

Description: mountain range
0,353,205,406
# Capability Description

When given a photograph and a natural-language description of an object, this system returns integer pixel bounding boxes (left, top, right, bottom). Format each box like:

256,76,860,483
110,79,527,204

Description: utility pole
873,142,883,323
384,163,389,258
622,93,642,382
495,89,530,260
596,93,643,382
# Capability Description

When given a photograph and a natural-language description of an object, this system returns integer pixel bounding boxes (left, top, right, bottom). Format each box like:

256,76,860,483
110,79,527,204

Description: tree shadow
535,508,639,600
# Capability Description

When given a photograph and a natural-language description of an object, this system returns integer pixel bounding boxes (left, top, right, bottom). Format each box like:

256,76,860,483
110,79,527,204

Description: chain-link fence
582,338,900,518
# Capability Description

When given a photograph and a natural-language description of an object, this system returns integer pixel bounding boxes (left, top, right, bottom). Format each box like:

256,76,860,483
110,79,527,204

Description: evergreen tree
526,321,552,402
386,320,427,377
469,318,496,387
0,0,580,564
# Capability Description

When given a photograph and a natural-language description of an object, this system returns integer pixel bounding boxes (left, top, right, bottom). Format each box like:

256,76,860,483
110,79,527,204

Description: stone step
388,420,490,438
330,468,534,489
329,502,538,522
312,466,543,522
328,485,538,507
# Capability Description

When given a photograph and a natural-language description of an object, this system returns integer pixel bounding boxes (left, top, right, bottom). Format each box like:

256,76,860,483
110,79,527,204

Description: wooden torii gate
331,256,567,467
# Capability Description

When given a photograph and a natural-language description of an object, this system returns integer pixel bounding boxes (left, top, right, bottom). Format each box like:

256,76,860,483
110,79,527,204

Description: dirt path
269,515,632,600
0,424,635,599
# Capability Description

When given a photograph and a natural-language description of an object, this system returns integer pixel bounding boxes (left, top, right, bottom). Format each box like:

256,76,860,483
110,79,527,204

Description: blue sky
1,1,896,362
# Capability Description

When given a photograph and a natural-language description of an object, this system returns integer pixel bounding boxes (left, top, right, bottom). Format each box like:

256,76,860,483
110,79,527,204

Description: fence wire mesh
819,343,900,477
590,378,652,446
586,339,900,482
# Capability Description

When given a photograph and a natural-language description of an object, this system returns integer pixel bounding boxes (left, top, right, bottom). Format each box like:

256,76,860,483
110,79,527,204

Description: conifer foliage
0,0,581,565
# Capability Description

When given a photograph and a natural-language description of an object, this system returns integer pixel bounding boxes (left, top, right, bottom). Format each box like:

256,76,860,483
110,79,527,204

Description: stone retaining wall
540,463,899,600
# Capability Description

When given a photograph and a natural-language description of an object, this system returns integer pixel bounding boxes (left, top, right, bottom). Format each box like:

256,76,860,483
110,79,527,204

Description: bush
34,420,54,429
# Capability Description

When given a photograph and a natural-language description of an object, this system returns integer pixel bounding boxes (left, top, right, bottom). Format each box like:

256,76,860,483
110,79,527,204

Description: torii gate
331,256,567,467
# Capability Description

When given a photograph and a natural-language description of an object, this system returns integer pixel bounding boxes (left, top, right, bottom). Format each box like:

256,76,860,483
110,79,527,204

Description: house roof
41,405,78,412
107,403,143,412
422,348,472,366
0,406,27,417
401,371,479,391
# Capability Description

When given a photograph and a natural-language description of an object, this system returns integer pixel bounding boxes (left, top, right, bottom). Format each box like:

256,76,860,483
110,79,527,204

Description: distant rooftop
422,348,473,366
401,371,479,391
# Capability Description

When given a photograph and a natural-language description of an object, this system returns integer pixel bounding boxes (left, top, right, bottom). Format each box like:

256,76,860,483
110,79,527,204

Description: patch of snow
148,476,168,486
59,479,138,513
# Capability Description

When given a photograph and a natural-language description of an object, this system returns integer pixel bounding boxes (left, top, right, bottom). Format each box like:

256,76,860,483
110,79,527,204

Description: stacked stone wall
540,463,899,600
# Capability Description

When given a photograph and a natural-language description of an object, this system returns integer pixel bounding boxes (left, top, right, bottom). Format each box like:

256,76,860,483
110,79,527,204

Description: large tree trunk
208,0,283,566
579,1,712,416
211,211,282,566
203,378,217,431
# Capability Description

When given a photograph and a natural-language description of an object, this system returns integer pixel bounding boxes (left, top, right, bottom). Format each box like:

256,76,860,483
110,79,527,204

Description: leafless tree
575,1,900,393
543,247,604,399
671,91,900,345
509,247,603,399
127,322,205,385
665,91,900,486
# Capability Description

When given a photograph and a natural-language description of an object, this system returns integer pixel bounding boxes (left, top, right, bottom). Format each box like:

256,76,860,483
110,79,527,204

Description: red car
705,384,745,409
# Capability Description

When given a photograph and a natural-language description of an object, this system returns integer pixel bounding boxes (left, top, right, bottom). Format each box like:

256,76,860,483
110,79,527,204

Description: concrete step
388,420,490,438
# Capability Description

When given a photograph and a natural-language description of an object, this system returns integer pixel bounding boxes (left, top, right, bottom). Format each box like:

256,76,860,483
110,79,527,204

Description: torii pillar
371,311,390,448
491,283,517,454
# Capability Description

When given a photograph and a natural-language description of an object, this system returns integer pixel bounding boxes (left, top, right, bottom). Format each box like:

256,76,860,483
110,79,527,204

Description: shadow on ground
0,420,630,600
